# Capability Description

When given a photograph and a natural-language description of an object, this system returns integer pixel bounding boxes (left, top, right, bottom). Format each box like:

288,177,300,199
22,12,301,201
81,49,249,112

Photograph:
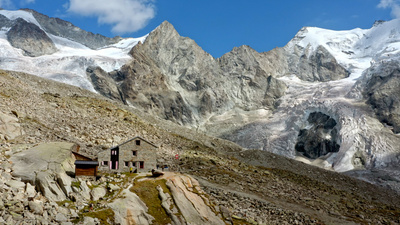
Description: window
102,161,108,166
132,162,136,167
136,140,140,145
139,161,144,169
132,151,137,156
124,161,129,167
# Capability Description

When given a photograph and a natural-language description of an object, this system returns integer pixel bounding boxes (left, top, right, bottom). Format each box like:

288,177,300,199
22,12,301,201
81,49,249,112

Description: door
110,147,119,170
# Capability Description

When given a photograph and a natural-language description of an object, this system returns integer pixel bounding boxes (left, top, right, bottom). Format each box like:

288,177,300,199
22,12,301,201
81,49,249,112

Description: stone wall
98,137,157,173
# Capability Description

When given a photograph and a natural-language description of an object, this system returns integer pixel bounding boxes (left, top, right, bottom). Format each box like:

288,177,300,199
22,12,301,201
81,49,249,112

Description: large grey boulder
90,187,107,201
7,19,57,57
28,200,44,215
166,174,225,225
0,111,24,141
108,188,155,225
10,142,77,201
36,171,67,201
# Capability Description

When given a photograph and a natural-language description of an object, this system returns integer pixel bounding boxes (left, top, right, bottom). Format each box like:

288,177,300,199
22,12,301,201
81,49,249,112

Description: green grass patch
232,215,254,225
71,181,81,189
75,208,115,225
130,178,172,225
56,200,74,208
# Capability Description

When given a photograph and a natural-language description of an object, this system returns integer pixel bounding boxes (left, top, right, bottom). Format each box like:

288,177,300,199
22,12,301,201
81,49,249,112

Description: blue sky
1,0,397,57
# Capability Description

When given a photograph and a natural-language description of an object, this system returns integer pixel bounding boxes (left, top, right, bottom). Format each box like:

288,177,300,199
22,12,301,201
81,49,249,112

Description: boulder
36,171,66,201
151,169,164,177
5,179,25,190
108,183,121,192
28,200,44,215
108,188,155,225
57,173,73,196
91,187,107,201
25,183,36,198
10,142,77,201
55,213,68,223
0,111,24,141
166,174,225,225
82,217,96,225
79,181,91,200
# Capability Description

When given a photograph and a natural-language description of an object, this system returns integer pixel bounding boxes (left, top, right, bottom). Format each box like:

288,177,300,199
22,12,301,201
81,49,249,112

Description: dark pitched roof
113,136,158,149
74,160,99,166
97,136,159,154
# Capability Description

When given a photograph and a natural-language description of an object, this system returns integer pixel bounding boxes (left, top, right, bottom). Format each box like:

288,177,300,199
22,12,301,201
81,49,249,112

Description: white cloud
378,0,400,18
67,0,155,34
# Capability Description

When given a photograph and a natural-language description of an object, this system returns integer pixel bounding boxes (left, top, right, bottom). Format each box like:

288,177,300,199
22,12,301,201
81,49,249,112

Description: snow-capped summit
0,9,147,91
286,19,400,80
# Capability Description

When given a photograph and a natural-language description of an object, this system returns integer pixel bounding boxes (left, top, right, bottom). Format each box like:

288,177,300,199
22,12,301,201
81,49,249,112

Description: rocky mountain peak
7,18,57,57
373,19,386,27
20,8,122,49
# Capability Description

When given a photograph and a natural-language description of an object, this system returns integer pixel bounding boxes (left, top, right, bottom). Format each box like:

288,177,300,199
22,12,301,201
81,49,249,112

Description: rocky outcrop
165,174,225,225
263,75,288,108
295,112,340,159
287,45,349,82
22,9,121,49
86,66,123,101
7,19,57,57
0,111,24,141
359,61,400,133
9,142,77,201
109,188,155,225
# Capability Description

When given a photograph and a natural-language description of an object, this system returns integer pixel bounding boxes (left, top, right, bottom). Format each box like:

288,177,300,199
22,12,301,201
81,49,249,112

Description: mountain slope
1,9,400,186
1,69,400,224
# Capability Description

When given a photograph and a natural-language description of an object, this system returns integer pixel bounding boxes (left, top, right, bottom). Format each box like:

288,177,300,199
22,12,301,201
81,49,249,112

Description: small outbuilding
72,151,99,177
97,136,158,173
74,160,99,177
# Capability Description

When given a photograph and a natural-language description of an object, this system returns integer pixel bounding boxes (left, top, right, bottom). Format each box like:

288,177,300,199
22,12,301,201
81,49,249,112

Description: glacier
0,9,147,92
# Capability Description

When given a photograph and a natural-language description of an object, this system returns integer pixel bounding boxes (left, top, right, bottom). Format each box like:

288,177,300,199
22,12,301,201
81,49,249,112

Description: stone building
97,136,158,173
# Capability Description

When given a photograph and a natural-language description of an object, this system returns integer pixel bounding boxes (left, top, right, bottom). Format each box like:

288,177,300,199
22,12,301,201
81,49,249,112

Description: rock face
86,66,123,101
295,112,340,159
94,22,301,126
286,45,349,82
358,61,400,133
165,174,225,225
86,20,349,129
22,9,121,49
9,142,77,201
7,19,57,57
